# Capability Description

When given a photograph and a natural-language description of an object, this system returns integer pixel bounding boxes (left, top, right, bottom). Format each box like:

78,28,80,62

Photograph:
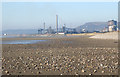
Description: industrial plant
38,15,78,35
38,15,118,35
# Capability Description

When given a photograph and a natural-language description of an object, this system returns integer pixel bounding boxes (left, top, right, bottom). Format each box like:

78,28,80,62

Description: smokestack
43,22,45,34
56,15,58,33
44,22,45,30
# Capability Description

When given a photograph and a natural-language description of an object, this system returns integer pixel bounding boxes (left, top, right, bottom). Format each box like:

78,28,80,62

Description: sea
0,35,48,44
0,40,46,44
0,32,69,44
1,29,86,44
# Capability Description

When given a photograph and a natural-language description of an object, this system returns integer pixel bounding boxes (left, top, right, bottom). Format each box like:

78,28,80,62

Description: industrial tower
56,15,58,33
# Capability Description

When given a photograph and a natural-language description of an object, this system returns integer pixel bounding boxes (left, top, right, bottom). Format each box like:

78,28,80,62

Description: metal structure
44,22,45,34
56,15,58,33
108,20,117,32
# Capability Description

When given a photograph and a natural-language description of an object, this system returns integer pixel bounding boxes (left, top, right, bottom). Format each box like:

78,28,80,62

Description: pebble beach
2,35,119,75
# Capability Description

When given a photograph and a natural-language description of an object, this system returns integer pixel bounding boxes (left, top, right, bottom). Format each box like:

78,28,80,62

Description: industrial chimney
56,15,58,33
43,22,45,34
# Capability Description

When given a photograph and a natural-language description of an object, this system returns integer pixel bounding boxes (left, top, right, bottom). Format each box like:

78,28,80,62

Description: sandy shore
2,36,118,75
89,32,119,40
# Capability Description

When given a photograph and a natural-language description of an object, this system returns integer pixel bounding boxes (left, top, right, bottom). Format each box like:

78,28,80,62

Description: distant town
38,15,118,35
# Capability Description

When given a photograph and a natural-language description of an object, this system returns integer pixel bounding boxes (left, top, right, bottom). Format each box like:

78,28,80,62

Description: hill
76,22,108,33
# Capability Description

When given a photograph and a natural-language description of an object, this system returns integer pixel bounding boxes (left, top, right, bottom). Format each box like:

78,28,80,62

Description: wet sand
2,36,118,75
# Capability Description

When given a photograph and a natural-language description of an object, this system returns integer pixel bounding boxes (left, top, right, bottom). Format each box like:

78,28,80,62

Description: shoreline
1,31,119,40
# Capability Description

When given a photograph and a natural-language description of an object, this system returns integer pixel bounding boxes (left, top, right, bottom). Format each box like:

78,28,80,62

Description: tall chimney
56,15,58,33
44,22,45,30
44,22,45,34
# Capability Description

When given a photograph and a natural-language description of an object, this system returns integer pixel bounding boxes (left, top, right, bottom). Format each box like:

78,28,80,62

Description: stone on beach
2,36,118,75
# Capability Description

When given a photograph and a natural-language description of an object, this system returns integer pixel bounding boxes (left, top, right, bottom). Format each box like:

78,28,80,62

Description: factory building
108,20,117,32
62,25,66,32
47,26,55,34
38,29,43,34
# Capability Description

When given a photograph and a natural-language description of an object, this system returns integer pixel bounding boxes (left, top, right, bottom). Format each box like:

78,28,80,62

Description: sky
2,2,118,30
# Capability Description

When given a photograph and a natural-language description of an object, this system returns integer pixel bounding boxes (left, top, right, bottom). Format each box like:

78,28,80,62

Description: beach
89,32,119,40
2,35,118,75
